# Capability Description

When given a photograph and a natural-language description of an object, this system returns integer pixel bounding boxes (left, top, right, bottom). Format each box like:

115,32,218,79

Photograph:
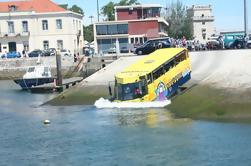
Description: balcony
193,16,214,21
0,31,30,38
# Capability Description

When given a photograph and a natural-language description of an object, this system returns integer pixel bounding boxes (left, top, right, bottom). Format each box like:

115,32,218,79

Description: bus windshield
116,80,147,101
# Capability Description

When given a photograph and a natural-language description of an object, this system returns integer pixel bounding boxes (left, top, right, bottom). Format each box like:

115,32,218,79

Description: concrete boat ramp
47,49,251,106
81,56,143,86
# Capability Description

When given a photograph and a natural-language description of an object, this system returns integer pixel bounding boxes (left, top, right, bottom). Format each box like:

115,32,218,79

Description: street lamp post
244,0,248,35
97,0,100,22
89,16,94,24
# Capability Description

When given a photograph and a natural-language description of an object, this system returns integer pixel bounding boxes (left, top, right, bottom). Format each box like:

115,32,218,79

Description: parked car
120,47,129,53
1,53,6,59
246,35,251,48
42,49,52,56
206,36,222,50
224,34,244,49
134,37,171,55
107,47,116,54
1,52,21,59
47,48,56,56
28,49,44,57
225,37,245,49
60,49,71,56
84,47,94,56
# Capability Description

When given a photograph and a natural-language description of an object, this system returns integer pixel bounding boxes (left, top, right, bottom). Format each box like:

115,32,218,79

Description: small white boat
14,66,55,90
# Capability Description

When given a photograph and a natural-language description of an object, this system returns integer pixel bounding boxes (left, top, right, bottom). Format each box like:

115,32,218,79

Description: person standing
182,36,187,48
74,53,77,62
244,34,249,48
22,49,25,58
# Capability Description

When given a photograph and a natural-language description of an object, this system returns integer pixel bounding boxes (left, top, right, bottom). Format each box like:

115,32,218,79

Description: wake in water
94,98,171,109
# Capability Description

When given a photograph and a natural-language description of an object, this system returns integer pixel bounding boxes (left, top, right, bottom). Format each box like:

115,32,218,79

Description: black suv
135,37,171,55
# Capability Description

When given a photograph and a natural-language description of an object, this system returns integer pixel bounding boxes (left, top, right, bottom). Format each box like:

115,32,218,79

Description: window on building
140,38,143,44
9,5,16,12
129,8,133,14
96,25,108,35
56,19,62,29
117,24,128,34
201,14,204,17
0,43,1,52
96,24,128,35
42,20,48,30
203,34,206,40
130,38,134,44
43,40,49,50
57,40,63,50
118,38,129,53
8,21,14,33
144,37,147,43
202,22,205,25
97,38,116,54
108,24,117,35
22,21,28,32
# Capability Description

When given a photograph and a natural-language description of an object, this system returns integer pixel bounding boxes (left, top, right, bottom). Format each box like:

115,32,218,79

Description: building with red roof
0,0,84,55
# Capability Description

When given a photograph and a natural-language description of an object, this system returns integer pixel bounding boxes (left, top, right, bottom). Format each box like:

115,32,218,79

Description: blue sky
52,0,250,31
0,0,250,31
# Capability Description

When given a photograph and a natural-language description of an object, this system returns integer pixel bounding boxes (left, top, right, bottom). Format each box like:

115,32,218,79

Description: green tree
165,0,193,39
101,0,140,21
59,4,84,16
101,1,115,21
59,4,68,10
69,5,84,16
84,25,94,42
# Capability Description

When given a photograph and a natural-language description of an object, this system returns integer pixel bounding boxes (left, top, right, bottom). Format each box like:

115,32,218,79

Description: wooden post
56,52,62,86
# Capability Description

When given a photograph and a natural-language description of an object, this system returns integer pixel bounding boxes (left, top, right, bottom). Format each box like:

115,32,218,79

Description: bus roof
115,48,186,82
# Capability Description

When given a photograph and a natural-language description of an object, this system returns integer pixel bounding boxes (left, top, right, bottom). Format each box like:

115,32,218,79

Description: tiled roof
0,0,66,13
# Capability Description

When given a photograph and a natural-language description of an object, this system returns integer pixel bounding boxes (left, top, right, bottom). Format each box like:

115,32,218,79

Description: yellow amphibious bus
112,48,192,102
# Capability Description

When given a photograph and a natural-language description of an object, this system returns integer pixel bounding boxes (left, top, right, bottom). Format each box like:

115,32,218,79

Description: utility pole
244,0,248,35
97,0,100,22
89,15,94,24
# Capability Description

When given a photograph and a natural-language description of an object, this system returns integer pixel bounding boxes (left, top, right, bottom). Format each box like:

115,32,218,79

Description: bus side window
153,67,164,80
147,73,153,84
169,60,174,68
164,63,170,73
175,52,186,65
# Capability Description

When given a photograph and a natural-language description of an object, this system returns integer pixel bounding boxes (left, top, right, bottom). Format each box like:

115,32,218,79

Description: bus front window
116,81,147,101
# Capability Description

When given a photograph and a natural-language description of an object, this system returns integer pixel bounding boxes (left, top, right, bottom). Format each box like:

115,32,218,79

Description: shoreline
167,85,251,123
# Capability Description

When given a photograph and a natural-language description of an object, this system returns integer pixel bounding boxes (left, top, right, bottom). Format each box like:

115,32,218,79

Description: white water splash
94,98,171,109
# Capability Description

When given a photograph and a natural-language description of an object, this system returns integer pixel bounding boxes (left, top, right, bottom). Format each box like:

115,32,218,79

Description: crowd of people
169,34,251,51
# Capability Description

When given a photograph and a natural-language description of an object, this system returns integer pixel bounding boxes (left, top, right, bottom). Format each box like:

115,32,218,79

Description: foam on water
94,98,171,109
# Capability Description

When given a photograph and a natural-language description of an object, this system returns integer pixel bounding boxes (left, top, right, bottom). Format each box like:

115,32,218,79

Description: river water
1,80,251,165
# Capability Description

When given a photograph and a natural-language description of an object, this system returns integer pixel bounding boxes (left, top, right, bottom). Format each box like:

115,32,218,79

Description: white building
187,5,215,43
0,0,84,54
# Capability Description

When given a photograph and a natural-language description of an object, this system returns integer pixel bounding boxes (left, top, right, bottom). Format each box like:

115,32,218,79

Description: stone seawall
0,55,118,80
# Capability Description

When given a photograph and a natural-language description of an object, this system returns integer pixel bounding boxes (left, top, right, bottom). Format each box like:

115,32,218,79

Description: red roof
0,0,66,13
